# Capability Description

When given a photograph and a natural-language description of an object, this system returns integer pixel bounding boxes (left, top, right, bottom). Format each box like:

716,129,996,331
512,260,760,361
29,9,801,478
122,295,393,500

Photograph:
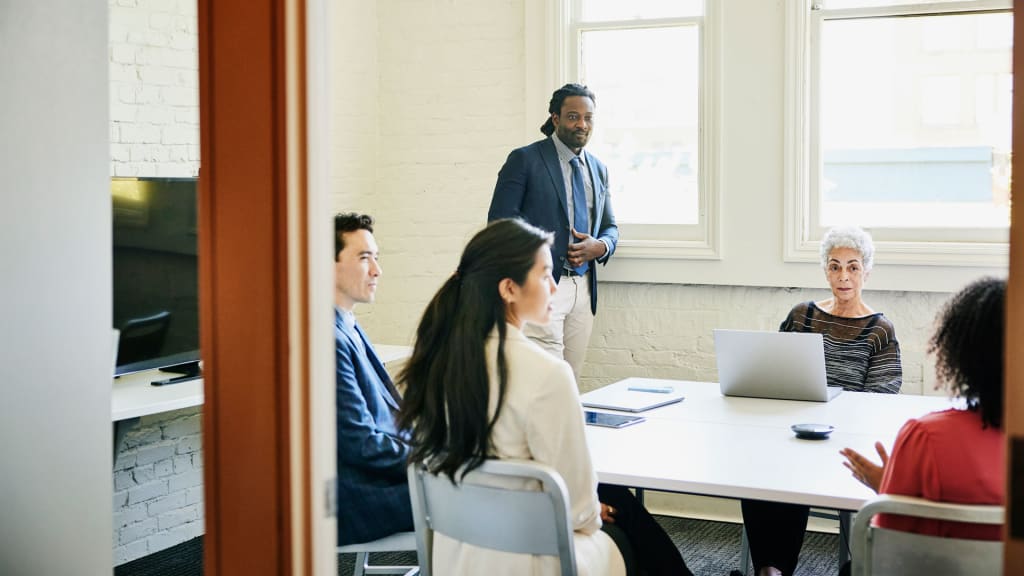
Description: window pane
818,12,1012,229
581,0,702,22
580,26,700,225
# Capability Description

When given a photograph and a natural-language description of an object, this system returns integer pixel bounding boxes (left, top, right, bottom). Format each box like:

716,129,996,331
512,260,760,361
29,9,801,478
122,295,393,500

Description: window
562,0,720,258
786,0,1012,266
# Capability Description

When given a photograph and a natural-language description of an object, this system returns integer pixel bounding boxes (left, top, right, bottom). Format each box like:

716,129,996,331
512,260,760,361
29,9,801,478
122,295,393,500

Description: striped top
780,301,902,394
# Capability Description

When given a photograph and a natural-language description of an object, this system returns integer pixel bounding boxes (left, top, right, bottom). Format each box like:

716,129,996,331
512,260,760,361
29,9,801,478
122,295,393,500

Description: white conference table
583,377,954,512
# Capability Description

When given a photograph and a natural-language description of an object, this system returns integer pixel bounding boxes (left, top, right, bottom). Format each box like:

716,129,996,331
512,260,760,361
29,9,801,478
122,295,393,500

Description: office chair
408,459,578,576
336,531,419,576
851,494,1004,576
117,310,172,365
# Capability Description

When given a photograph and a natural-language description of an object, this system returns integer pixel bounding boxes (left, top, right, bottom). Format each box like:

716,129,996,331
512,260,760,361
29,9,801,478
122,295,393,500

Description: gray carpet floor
339,515,842,576
113,516,842,576
115,537,203,576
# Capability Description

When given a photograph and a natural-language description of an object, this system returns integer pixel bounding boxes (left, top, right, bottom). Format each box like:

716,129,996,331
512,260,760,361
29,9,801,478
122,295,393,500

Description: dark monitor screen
112,177,199,376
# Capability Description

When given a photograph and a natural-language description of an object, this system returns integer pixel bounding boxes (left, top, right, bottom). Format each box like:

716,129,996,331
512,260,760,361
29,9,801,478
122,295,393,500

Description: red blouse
877,408,1004,540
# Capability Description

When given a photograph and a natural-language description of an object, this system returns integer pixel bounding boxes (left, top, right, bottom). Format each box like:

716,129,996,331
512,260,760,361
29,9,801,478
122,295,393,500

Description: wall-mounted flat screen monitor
111,177,199,377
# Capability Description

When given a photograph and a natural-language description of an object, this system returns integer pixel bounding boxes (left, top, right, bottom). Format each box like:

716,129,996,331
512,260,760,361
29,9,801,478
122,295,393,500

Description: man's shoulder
498,139,555,176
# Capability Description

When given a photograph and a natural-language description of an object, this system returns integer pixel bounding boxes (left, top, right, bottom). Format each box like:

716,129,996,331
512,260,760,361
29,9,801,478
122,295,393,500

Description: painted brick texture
330,0,379,213
113,407,204,565
353,0,529,338
109,0,198,178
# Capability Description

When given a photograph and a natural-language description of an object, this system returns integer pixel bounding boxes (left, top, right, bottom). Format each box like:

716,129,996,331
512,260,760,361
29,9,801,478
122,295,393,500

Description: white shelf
110,345,412,422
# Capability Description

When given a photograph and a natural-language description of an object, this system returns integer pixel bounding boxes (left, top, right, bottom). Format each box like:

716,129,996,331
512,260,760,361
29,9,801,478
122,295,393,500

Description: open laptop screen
714,329,840,402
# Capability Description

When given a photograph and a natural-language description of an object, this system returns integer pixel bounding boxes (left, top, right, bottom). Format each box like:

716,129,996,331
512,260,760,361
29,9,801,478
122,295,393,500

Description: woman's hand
599,502,617,523
839,441,889,493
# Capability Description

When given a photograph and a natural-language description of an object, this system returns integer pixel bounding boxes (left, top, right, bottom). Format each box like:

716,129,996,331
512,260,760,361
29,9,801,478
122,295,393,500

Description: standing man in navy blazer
488,83,618,381
333,213,412,545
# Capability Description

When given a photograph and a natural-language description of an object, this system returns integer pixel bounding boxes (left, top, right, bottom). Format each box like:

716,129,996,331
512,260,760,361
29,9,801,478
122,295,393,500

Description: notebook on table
581,382,686,413
714,329,842,402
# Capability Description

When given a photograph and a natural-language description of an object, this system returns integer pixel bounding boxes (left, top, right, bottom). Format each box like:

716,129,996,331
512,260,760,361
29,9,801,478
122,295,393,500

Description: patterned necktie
569,156,590,275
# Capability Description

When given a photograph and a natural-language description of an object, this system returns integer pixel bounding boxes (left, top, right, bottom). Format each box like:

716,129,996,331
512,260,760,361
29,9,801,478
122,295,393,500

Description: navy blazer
488,137,618,314
335,310,413,545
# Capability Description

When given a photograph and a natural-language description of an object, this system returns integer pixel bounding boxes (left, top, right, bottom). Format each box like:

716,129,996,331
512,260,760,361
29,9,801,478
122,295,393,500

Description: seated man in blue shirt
334,213,412,545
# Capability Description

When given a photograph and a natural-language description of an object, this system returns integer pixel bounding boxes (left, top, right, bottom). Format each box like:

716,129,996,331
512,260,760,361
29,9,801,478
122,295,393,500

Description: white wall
108,0,204,563
360,0,529,329
330,0,379,215
110,0,199,177
0,1,113,574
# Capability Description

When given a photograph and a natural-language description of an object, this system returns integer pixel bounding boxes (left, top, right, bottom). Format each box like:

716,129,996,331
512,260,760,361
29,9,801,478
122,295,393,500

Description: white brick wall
109,0,202,564
113,407,204,565
586,284,951,395
330,0,379,213
109,0,198,178
352,0,527,332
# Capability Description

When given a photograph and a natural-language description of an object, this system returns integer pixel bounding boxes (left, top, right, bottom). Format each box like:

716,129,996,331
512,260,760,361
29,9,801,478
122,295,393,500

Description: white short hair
820,226,874,271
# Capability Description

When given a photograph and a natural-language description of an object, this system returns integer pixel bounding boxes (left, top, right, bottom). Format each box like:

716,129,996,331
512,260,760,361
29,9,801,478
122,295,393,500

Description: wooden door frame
197,0,333,574
1007,1,1024,569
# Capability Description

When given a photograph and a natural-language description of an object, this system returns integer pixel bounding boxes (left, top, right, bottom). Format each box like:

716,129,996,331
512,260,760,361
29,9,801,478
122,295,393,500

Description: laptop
713,329,842,402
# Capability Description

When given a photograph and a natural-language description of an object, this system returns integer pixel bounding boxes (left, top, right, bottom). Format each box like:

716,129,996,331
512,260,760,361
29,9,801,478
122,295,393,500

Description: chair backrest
851,494,1004,576
407,458,577,576
117,310,172,365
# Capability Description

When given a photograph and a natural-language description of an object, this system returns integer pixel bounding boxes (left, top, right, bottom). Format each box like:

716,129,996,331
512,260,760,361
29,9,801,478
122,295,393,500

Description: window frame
547,0,723,260
784,0,1012,268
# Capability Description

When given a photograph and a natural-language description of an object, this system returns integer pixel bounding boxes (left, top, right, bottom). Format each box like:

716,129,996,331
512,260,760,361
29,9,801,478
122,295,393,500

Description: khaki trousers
522,272,594,382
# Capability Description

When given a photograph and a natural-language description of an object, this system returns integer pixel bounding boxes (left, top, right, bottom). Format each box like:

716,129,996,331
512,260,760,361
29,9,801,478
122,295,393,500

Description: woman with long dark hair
397,219,691,576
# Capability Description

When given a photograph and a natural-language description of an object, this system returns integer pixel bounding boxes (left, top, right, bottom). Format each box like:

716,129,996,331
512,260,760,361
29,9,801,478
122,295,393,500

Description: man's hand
839,441,889,493
567,228,608,268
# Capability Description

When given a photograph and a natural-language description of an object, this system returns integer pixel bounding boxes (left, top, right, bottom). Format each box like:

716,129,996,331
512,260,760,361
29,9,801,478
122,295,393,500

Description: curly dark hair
928,277,1005,428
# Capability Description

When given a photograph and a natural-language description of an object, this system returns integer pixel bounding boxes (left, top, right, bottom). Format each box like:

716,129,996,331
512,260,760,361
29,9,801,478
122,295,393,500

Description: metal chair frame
408,459,578,576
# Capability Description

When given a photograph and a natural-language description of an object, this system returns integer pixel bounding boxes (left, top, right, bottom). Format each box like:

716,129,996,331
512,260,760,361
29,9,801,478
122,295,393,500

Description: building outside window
788,0,1012,265
565,0,719,257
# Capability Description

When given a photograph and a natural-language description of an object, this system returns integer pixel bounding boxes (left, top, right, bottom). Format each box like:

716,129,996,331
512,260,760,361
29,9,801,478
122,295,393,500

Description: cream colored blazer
431,324,625,576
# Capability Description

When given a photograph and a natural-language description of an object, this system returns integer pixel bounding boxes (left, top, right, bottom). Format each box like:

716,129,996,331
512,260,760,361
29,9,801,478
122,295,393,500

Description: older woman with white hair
735,226,903,576
782,225,902,393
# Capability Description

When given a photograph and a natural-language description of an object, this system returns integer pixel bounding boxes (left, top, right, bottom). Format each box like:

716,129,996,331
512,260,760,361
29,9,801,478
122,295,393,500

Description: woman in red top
840,277,1005,540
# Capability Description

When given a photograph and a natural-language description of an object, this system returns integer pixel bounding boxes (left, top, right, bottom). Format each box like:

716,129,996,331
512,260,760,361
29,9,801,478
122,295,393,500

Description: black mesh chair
117,311,171,366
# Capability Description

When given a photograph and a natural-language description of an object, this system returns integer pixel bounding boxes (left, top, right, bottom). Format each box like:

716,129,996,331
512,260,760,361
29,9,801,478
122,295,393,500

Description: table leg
739,524,752,575
839,510,852,565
